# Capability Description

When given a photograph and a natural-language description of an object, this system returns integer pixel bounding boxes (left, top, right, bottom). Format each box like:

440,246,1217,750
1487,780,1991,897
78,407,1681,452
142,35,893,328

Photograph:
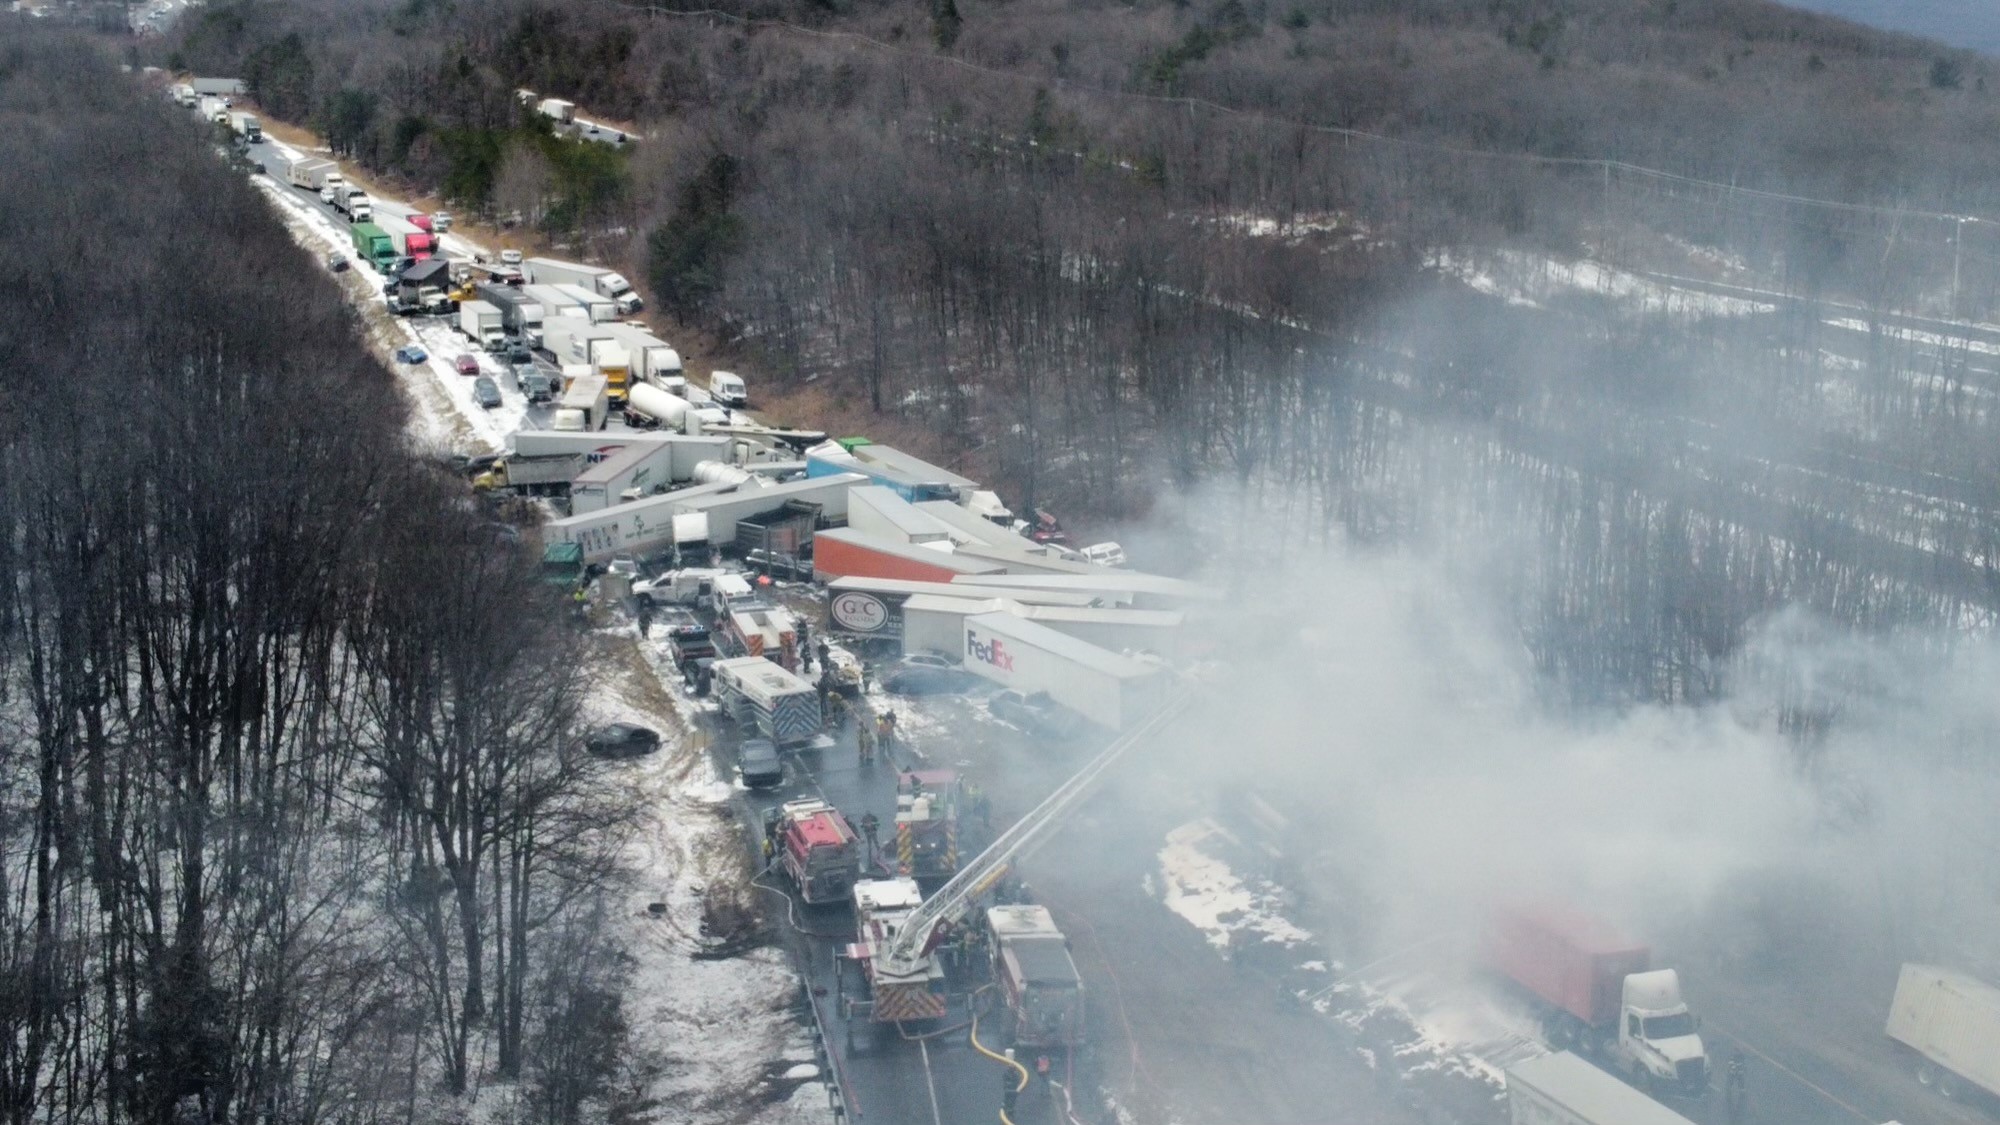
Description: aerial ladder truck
837,691,1195,1049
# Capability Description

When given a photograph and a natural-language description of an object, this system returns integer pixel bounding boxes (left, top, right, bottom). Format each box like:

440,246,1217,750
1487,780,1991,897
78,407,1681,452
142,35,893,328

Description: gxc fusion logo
966,630,1014,671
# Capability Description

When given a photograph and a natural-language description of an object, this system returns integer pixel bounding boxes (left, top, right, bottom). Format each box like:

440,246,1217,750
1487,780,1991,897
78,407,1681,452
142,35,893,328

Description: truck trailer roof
1506,1052,1696,1125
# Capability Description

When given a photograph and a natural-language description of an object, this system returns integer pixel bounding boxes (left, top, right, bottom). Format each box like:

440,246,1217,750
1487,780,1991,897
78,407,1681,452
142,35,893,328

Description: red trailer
1482,902,1650,1028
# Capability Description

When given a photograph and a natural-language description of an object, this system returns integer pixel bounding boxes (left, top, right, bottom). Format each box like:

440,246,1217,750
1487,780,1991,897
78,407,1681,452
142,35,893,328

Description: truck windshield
1643,1013,1696,1039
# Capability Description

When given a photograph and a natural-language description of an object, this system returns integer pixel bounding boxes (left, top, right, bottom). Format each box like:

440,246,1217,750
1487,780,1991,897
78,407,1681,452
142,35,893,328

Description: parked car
881,653,980,696
584,722,660,758
431,211,453,232
506,340,533,364
989,690,1085,741
453,353,479,376
395,344,427,364
325,253,349,273
737,739,783,789
472,376,502,409
511,360,540,386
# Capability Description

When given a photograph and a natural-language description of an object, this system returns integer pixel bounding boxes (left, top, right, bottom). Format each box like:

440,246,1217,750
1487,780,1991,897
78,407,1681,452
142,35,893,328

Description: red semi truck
1484,902,1711,1098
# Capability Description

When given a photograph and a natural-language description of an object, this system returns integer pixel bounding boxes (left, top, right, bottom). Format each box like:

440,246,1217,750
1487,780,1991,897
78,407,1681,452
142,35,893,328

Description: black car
736,739,783,789
325,253,349,273
989,689,1085,742
506,341,533,364
584,722,661,758
880,653,980,696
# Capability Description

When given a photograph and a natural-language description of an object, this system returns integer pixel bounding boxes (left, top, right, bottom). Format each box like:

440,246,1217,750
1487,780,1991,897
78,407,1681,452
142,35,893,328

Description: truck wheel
1917,1061,1938,1088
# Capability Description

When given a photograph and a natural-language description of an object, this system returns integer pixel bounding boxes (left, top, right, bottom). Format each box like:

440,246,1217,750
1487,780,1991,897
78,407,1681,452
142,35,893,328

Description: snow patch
1152,819,1312,951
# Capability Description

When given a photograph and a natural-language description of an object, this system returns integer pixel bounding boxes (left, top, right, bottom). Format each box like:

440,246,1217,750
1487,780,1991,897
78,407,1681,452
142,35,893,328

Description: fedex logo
966,630,1015,672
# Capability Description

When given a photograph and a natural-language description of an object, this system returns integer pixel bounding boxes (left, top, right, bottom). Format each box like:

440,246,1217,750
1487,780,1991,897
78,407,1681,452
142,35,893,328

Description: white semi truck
524,257,643,314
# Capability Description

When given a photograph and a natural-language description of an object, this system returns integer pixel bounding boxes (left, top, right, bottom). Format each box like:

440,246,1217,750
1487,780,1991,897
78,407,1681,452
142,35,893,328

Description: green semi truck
348,223,396,272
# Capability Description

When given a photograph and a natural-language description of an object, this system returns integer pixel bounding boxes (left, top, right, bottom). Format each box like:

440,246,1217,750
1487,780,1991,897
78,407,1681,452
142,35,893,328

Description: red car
453,354,479,376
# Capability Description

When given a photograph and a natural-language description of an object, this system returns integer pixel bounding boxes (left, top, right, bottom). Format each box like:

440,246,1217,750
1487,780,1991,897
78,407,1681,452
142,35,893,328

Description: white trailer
589,322,682,386
537,97,575,124
543,484,734,563
1020,606,1184,656
549,282,617,322
540,315,616,364
523,257,643,313
569,441,680,515
914,500,1042,550
711,657,821,747
286,157,332,191
552,373,610,433
1887,964,2000,1101
197,95,224,122
458,300,505,351
960,612,1164,731
1504,1052,1695,1125
903,595,1015,658
525,285,590,320
511,430,729,478
947,572,1223,609
227,111,261,142
668,473,866,543
848,486,953,546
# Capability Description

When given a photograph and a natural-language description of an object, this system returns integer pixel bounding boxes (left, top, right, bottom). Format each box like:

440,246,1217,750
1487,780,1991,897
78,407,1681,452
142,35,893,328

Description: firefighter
1724,1050,1747,1124
761,832,776,867
877,711,896,757
856,717,876,766
966,782,992,832
635,598,653,638
860,811,880,864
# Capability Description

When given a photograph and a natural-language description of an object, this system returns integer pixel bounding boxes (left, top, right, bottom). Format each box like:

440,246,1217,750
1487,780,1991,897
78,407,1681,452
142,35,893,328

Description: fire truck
766,799,860,905
894,770,961,879
986,905,1084,1050
841,877,948,1028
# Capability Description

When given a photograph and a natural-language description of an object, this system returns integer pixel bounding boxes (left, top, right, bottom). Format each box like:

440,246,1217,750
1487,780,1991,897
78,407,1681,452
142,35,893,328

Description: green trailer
348,222,396,272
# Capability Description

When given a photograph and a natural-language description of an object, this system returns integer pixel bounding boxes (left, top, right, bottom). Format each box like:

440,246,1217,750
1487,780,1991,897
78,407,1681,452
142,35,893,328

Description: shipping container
1484,905,1650,1029
959,612,1165,730
813,528,1007,586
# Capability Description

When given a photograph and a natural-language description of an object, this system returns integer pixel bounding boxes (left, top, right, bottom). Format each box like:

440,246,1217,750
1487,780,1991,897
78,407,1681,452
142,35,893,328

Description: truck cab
768,799,859,905
1611,970,1708,1097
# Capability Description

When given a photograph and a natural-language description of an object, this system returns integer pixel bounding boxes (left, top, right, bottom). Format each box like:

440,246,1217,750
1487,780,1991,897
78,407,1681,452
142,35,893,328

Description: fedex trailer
960,612,1165,730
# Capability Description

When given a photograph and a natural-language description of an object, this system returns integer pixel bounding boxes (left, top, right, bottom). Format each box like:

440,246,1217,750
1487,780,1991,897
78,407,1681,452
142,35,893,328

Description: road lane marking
918,1037,945,1125
1707,1022,1873,1123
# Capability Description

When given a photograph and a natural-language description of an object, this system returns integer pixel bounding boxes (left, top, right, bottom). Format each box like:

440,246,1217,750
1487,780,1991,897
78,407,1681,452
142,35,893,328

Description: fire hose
969,991,1030,1125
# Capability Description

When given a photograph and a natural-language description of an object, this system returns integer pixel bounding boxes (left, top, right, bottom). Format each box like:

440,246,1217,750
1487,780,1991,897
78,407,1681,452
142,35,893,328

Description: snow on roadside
1432,249,1777,318
1152,819,1312,952
589,637,836,1125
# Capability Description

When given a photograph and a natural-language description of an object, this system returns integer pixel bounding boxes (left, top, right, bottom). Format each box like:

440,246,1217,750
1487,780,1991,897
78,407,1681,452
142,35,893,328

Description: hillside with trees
152,0,2000,709
0,26,639,1124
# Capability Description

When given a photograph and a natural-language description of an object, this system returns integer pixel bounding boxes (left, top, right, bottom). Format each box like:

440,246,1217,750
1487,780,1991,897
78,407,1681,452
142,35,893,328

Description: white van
709,370,747,408
1080,542,1127,567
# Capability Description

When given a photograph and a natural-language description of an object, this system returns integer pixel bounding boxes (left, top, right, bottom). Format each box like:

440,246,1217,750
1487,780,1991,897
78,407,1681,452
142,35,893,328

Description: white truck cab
1610,970,1708,1097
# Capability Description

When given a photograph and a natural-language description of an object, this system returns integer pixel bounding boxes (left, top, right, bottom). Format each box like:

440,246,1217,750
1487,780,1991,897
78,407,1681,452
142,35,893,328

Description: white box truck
1887,963,2000,1101
712,656,821,747
458,301,505,351
549,282,617,323
593,322,683,389
286,157,330,192
524,257,643,314
537,97,575,124
1504,1052,1696,1125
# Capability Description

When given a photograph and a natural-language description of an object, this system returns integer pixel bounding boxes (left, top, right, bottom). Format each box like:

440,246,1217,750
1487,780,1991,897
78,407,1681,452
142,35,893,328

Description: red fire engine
766,799,860,905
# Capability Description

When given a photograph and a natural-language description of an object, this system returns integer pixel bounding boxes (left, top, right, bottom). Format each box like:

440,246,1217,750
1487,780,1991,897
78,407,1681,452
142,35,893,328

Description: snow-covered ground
1433,248,1777,318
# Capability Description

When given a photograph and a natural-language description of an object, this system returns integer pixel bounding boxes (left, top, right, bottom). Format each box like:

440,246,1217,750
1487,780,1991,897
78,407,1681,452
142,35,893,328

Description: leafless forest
0,32,639,1125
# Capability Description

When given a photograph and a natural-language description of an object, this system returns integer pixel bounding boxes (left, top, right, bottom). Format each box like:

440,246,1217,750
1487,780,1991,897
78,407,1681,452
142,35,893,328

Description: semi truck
471,454,584,497
625,382,698,435
310,164,346,204
1886,963,2000,1101
1504,1051,1697,1125
334,187,372,223
549,282,617,323
227,111,261,142
537,97,576,125
986,905,1086,1052
197,95,225,123
567,441,679,515
347,223,396,272
457,300,505,352
764,799,859,905
599,324,684,391
552,372,610,432
475,283,545,345
713,656,821,746
523,257,643,314
1483,903,1710,1098
375,213,435,260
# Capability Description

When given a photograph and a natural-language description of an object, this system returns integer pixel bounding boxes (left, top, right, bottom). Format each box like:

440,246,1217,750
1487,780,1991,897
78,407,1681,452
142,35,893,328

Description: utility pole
1953,217,1968,318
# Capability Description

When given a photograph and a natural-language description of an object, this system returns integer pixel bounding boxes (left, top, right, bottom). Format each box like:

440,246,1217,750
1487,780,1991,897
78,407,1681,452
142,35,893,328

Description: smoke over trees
0,27,630,1123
